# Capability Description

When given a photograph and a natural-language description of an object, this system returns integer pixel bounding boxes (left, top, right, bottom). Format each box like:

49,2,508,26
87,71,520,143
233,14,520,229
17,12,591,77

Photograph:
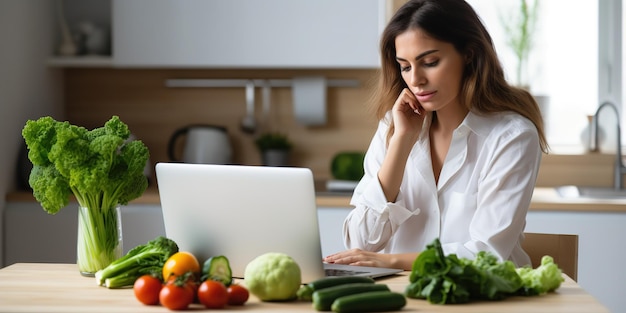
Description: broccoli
95,236,179,288
22,116,150,273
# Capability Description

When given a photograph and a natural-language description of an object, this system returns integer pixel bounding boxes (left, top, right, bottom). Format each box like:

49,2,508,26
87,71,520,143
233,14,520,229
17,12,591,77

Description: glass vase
76,205,123,276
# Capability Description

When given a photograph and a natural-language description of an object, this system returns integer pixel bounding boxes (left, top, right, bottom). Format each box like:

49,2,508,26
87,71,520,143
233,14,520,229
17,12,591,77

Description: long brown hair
371,0,549,153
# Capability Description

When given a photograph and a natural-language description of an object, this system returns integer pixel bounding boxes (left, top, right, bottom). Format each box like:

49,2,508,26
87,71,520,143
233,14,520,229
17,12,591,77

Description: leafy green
95,236,179,288
516,255,564,295
474,251,523,300
405,238,563,304
22,116,150,214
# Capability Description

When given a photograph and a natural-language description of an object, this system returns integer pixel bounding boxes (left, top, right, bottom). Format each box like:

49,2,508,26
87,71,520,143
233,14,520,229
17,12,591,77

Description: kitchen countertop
0,263,609,313
6,186,626,212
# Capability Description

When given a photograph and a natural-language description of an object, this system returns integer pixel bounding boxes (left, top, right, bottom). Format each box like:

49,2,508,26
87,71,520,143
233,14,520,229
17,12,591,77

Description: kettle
168,125,232,164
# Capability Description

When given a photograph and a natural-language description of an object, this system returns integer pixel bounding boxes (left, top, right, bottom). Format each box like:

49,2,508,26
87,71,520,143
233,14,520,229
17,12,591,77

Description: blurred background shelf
47,56,112,68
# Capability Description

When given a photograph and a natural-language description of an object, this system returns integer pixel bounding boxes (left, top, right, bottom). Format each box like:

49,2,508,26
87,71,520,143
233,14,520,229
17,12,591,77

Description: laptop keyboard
325,268,368,277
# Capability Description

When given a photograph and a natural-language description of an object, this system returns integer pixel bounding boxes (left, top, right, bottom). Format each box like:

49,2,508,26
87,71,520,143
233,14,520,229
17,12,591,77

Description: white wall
0,1,64,268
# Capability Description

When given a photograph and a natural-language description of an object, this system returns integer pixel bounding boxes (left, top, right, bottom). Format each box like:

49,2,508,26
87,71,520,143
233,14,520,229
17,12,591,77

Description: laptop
155,162,402,283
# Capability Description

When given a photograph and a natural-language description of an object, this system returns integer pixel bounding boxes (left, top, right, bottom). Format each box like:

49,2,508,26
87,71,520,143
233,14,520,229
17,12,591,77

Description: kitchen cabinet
2,202,165,266
3,201,349,267
525,210,626,313
112,0,385,68
4,202,77,265
317,206,351,257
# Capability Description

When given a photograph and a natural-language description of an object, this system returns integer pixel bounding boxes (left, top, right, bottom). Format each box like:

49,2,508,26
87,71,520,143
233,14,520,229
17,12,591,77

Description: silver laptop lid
155,163,326,282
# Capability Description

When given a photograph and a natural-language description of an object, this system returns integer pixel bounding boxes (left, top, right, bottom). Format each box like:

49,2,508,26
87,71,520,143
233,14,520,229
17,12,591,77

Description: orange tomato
162,251,200,281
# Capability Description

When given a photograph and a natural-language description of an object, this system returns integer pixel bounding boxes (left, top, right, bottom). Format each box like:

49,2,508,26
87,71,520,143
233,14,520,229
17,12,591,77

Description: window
467,0,606,149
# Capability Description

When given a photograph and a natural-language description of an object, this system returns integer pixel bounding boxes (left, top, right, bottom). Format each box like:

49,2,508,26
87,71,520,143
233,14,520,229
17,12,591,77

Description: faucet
591,101,626,190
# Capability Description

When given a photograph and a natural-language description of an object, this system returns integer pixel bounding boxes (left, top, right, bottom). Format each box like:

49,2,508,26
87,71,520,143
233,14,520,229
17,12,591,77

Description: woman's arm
379,88,424,202
378,133,416,202
324,249,418,271
335,89,426,258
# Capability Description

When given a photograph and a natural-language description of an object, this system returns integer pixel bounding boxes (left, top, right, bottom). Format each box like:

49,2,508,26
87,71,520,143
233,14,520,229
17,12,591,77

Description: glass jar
76,205,123,276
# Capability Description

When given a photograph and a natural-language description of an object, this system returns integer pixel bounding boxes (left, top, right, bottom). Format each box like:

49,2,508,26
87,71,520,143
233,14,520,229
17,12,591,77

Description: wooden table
0,263,609,313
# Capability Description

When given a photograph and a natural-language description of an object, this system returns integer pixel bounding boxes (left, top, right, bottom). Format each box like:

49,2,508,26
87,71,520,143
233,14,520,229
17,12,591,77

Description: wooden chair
521,233,579,281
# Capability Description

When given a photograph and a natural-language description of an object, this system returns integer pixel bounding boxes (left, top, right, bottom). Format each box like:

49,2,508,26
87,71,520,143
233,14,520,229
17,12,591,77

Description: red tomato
162,251,201,281
197,280,229,309
133,275,162,305
227,284,250,305
159,279,194,310
166,271,199,304
188,279,200,303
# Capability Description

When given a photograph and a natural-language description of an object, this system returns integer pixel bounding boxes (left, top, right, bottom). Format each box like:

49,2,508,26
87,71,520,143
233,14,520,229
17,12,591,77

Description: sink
555,185,626,199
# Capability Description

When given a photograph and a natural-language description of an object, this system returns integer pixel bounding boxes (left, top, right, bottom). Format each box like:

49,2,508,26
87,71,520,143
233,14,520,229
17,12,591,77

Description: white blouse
343,110,541,267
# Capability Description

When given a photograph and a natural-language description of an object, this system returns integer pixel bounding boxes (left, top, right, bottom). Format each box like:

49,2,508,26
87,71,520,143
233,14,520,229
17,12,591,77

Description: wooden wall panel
64,69,380,181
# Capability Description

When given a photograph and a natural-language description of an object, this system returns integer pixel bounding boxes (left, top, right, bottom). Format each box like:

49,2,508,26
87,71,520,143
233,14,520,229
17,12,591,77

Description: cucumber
312,283,390,311
201,255,232,286
297,276,376,301
331,291,407,313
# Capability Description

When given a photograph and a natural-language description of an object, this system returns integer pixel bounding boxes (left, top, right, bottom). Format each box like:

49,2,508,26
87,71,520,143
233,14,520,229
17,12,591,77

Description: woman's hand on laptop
323,249,417,271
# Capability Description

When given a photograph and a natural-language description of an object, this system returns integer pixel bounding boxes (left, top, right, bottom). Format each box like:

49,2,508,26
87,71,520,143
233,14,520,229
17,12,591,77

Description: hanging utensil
261,80,272,133
240,80,257,134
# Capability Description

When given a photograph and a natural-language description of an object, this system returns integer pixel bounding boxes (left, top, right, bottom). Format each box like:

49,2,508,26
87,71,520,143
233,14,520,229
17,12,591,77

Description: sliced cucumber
201,255,232,286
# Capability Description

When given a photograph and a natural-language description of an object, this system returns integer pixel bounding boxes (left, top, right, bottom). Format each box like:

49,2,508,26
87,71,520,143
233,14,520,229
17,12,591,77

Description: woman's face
395,28,466,113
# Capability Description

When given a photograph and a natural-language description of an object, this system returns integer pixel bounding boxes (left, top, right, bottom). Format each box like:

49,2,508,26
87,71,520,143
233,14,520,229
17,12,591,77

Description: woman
323,0,549,271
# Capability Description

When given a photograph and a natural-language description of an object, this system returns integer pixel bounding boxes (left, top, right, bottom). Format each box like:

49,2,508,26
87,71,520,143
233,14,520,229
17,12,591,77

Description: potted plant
255,132,293,166
500,0,539,89
500,0,549,124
